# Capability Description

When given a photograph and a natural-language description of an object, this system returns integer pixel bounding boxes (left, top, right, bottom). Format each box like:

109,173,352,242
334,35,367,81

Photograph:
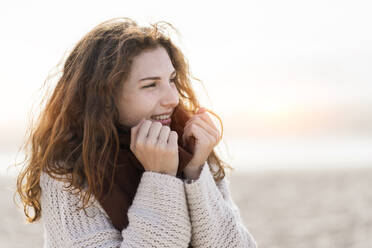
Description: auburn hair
15,17,233,223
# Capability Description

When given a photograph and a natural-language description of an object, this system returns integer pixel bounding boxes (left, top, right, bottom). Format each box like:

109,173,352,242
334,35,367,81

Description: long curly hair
15,17,233,223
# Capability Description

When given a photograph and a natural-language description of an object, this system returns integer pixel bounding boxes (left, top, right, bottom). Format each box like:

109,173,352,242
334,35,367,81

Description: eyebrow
139,70,176,82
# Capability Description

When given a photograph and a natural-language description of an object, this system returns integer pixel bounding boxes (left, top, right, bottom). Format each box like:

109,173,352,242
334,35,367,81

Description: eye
142,83,156,88
142,78,177,89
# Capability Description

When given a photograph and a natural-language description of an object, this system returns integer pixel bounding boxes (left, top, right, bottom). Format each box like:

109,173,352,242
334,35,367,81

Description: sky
0,0,371,173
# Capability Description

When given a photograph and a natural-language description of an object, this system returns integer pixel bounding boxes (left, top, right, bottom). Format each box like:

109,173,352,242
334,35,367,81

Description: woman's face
117,46,179,127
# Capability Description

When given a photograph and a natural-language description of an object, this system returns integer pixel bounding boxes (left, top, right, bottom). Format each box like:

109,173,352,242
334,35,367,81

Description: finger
158,125,171,146
185,117,219,142
183,120,215,146
182,120,195,144
182,124,192,145
167,131,178,149
204,109,223,141
190,108,223,140
194,116,219,138
130,118,145,150
187,123,212,146
147,121,162,143
186,111,214,128
136,120,152,143
199,111,218,131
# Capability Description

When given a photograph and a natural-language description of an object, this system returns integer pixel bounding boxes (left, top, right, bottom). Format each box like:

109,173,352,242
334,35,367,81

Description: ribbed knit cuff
184,162,221,199
142,170,185,187
129,170,187,215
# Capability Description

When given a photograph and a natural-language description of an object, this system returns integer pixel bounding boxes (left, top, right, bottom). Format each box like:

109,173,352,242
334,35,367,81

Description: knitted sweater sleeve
184,162,257,248
40,171,191,248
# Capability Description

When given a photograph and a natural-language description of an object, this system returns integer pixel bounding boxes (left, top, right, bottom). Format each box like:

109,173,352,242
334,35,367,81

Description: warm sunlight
253,101,291,118
1,2,372,247
1,0,372,174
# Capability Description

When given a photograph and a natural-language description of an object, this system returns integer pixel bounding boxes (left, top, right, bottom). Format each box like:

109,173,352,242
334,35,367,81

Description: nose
160,83,179,108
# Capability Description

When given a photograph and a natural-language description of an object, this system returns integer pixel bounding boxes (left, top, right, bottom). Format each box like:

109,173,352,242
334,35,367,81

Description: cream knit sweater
40,162,257,247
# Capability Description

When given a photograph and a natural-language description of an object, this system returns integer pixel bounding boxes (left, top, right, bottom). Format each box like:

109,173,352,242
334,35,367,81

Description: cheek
118,94,154,122
118,95,138,123
173,86,180,100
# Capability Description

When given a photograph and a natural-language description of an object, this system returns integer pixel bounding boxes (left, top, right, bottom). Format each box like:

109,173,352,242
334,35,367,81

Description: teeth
152,114,171,120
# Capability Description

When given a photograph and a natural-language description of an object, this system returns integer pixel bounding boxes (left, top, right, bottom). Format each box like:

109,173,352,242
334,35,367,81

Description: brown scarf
96,105,195,246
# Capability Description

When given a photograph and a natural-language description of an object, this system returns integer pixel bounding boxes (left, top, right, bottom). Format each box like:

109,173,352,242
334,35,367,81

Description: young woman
16,17,257,248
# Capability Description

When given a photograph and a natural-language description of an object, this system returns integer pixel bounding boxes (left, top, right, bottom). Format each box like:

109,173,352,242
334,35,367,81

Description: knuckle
145,138,156,146
154,144,163,153
165,146,177,154
136,140,144,148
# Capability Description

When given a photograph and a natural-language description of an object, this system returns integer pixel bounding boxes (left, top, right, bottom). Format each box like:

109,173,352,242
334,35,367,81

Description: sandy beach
1,167,371,248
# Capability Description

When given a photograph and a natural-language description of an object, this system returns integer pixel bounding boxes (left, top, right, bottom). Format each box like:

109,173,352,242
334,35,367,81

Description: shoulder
40,171,71,188
40,171,109,219
39,172,120,246
39,171,79,199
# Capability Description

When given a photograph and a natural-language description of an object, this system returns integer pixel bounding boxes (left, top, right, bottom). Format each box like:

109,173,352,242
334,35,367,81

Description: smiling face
117,46,180,127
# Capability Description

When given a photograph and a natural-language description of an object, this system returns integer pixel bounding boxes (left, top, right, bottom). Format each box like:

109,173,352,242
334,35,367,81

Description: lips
151,112,172,118
151,117,171,126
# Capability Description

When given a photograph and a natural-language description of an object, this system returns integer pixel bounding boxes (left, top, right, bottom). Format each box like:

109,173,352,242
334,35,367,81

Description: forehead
129,46,175,80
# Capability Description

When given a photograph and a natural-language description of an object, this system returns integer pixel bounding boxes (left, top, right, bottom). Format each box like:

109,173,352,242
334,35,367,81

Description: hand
130,119,179,176
182,107,221,178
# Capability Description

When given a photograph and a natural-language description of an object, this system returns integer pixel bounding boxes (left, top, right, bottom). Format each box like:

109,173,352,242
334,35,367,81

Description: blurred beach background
1,0,371,247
